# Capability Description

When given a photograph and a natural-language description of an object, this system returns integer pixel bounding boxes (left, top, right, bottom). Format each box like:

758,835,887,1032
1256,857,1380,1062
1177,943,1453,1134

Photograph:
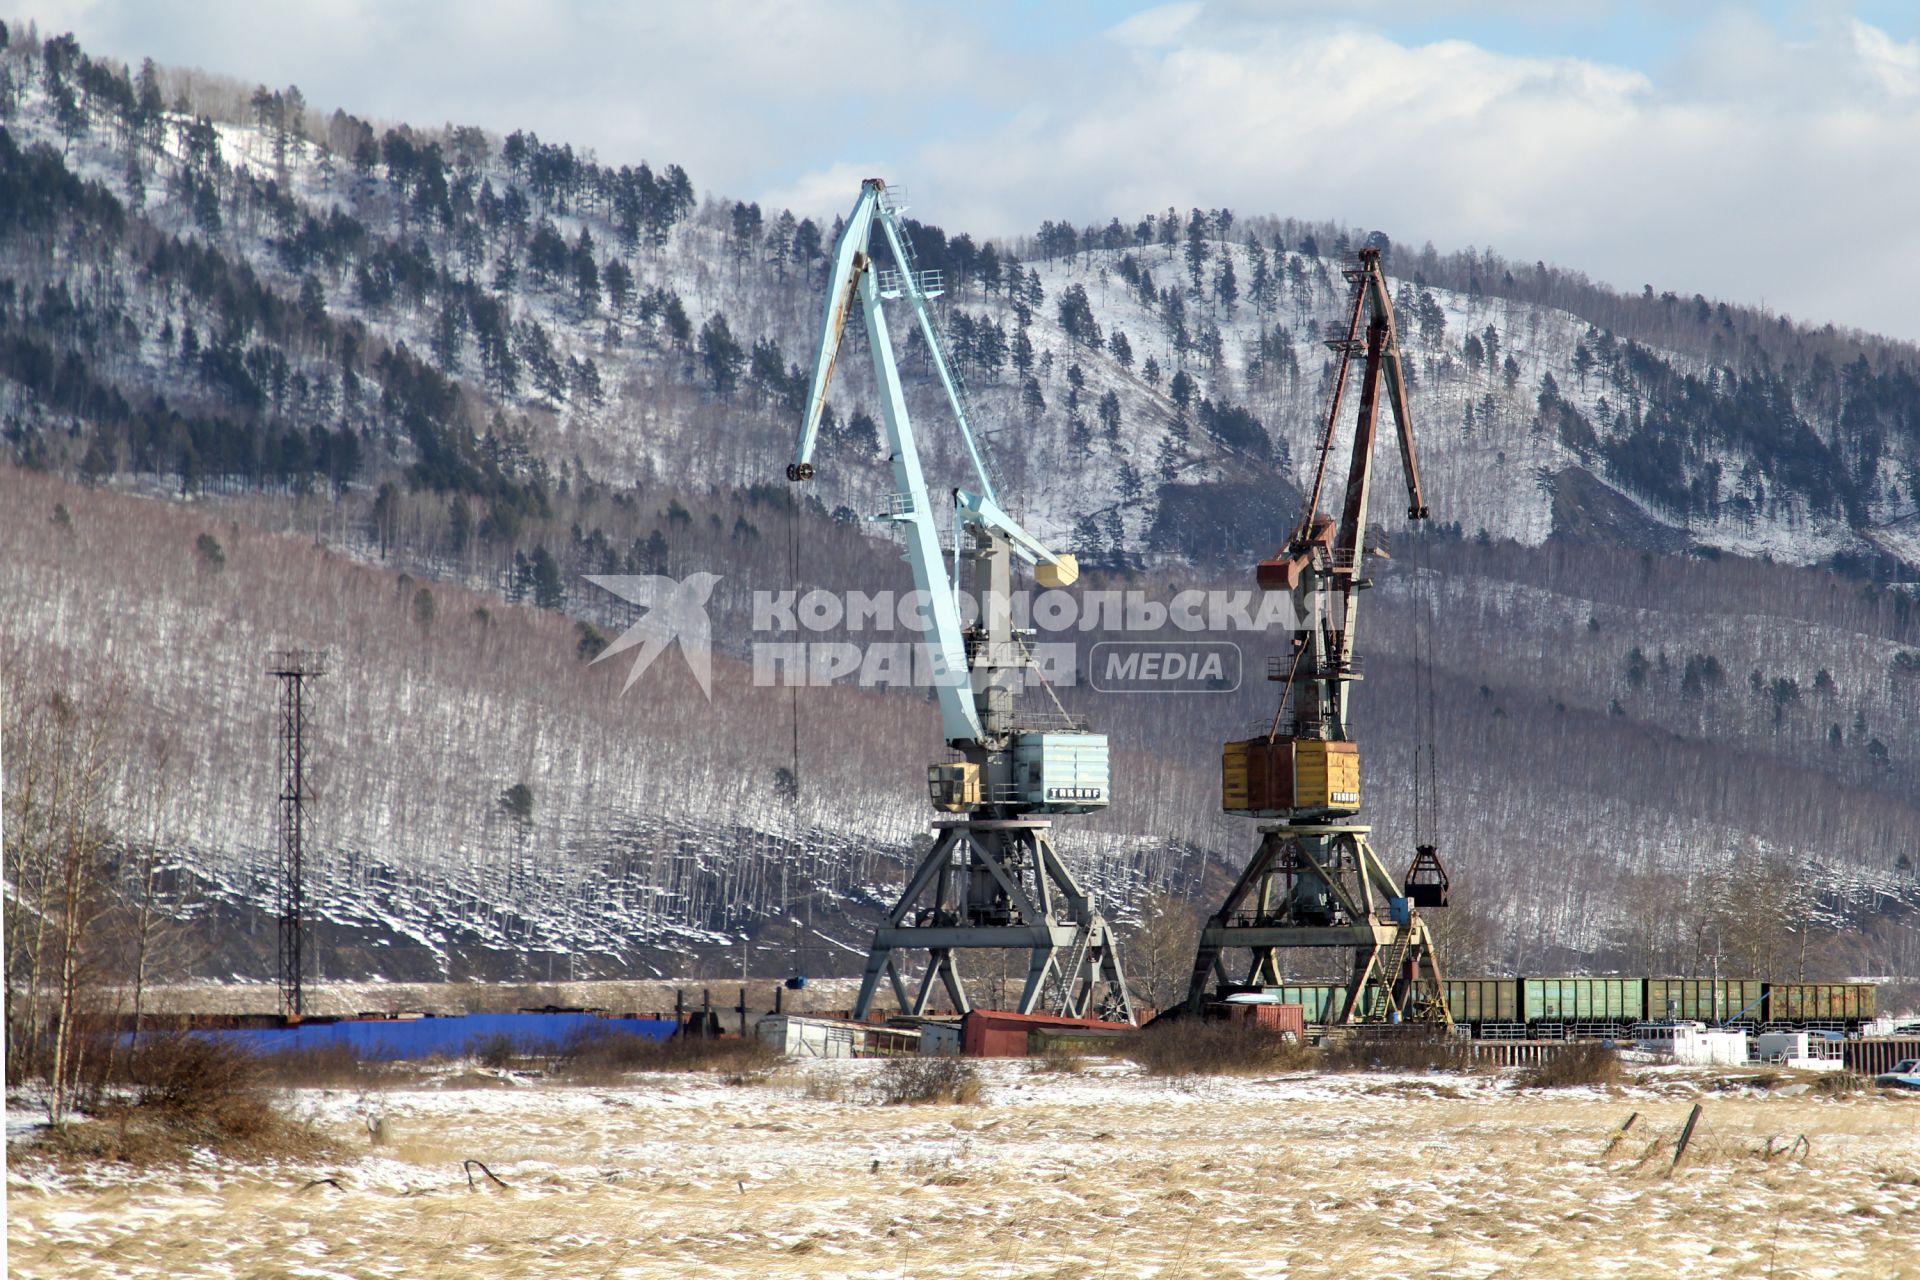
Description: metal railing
1267,654,1363,681
875,266,945,299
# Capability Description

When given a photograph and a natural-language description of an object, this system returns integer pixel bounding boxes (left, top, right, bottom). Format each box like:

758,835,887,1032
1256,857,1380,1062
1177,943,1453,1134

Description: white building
1751,1031,1845,1072
1632,1021,1749,1066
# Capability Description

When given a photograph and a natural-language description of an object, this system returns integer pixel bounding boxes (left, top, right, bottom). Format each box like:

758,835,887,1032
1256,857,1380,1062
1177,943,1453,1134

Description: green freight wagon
1441,978,1519,1024
1520,977,1645,1024
1766,983,1876,1024
1645,979,1765,1023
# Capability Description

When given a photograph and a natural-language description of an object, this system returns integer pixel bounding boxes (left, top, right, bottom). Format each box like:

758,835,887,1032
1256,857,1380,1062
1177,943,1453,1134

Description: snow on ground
9,1060,1919,1279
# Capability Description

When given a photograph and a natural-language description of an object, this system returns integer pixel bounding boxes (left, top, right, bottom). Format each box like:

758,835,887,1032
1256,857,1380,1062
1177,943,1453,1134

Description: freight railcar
1646,979,1766,1024
1436,977,1875,1035
1765,982,1875,1026
1522,977,1646,1028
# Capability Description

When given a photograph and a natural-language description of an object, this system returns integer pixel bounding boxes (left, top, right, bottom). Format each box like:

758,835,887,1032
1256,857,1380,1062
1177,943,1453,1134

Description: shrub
128,1032,261,1111
1518,1041,1627,1088
1322,1030,1480,1075
551,1028,781,1083
1125,1019,1317,1077
877,1056,983,1105
255,1042,389,1088
800,1071,853,1102
34,1034,323,1166
1031,1041,1087,1075
1812,1071,1867,1099
466,1033,522,1069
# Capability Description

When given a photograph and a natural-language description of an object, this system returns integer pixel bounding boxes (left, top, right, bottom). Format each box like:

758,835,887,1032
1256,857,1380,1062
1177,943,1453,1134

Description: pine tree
1214,254,1238,315
1248,240,1271,316
1021,375,1045,418
792,218,823,276
1011,329,1034,377
572,228,601,309
604,258,634,315
698,314,746,395
1184,208,1210,296
530,546,564,609
1170,369,1195,410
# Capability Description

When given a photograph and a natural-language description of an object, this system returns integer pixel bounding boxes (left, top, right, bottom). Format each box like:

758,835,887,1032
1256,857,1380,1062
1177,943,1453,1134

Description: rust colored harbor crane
1183,247,1452,1025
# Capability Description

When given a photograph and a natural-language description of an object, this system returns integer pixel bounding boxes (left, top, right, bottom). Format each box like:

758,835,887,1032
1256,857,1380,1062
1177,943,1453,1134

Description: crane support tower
1183,248,1452,1025
790,179,1133,1024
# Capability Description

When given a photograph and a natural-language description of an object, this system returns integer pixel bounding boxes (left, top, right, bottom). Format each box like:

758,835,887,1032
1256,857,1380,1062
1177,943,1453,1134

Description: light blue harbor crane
789,179,1133,1022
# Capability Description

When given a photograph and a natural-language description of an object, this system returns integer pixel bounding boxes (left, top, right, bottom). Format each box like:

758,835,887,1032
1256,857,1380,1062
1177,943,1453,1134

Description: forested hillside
3,22,1918,986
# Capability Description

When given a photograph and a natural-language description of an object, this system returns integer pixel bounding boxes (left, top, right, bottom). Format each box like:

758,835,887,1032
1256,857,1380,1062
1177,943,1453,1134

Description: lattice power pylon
267,649,324,1019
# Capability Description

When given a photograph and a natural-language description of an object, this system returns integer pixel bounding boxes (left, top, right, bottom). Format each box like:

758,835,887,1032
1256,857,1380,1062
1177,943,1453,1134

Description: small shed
757,1014,921,1059
916,1022,963,1057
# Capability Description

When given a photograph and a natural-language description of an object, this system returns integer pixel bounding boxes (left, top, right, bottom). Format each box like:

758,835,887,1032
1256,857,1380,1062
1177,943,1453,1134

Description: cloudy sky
16,1,1920,340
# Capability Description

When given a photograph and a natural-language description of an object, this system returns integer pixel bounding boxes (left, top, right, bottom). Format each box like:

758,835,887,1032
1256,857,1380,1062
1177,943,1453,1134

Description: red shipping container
960,1009,1136,1058
1216,1002,1307,1037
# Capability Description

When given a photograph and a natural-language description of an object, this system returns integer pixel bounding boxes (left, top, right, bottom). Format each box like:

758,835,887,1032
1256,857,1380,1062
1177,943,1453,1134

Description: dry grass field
9,1061,1919,1279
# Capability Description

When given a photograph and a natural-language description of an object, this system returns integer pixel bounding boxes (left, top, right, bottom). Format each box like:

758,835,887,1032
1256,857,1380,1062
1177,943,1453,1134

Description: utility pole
268,649,324,1020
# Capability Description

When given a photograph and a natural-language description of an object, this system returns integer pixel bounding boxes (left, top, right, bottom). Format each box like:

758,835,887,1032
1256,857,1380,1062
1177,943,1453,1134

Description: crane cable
786,488,802,800
1410,515,1441,845
1267,637,1307,743
785,487,806,976
1410,539,1424,849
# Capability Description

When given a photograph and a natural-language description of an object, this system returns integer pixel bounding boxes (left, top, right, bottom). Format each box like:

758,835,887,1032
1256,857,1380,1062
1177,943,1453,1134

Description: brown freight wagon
1209,1001,1308,1037
960,1010,1135,1058
1767,983,1875,1024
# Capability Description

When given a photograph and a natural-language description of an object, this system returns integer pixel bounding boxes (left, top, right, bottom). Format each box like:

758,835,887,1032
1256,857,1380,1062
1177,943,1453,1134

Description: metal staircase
1050,925,1096,1016
1360,928,1414,1022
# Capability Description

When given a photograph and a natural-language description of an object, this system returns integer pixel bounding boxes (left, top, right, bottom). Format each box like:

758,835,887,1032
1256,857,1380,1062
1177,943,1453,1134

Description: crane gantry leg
1183,823,1448,1024
853,818,1133,1023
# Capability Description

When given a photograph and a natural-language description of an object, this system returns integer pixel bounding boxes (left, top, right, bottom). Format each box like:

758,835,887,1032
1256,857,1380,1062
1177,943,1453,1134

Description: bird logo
584,573,722,697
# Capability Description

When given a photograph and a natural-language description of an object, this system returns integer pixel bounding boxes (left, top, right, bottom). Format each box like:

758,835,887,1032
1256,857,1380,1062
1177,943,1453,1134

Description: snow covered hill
4,27,1919,982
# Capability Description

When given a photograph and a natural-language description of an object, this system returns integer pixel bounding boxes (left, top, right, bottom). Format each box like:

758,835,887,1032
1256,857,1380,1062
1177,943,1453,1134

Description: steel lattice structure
267,649,324,1019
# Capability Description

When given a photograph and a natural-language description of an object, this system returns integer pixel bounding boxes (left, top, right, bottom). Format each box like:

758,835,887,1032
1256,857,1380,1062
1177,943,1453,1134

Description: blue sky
14,2,1920,339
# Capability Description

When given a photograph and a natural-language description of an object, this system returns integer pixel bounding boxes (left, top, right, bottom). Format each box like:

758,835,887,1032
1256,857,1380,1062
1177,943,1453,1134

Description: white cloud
1109,2,1202,48
870,7,1920,341
13,1,1010,197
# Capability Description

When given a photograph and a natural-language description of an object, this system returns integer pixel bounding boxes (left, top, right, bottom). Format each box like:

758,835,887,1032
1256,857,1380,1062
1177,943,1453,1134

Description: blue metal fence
174,1013,679,1061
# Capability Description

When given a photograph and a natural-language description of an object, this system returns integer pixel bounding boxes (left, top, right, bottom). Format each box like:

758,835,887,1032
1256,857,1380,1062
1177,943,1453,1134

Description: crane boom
1236,246,1429,804
787,179,1099,806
